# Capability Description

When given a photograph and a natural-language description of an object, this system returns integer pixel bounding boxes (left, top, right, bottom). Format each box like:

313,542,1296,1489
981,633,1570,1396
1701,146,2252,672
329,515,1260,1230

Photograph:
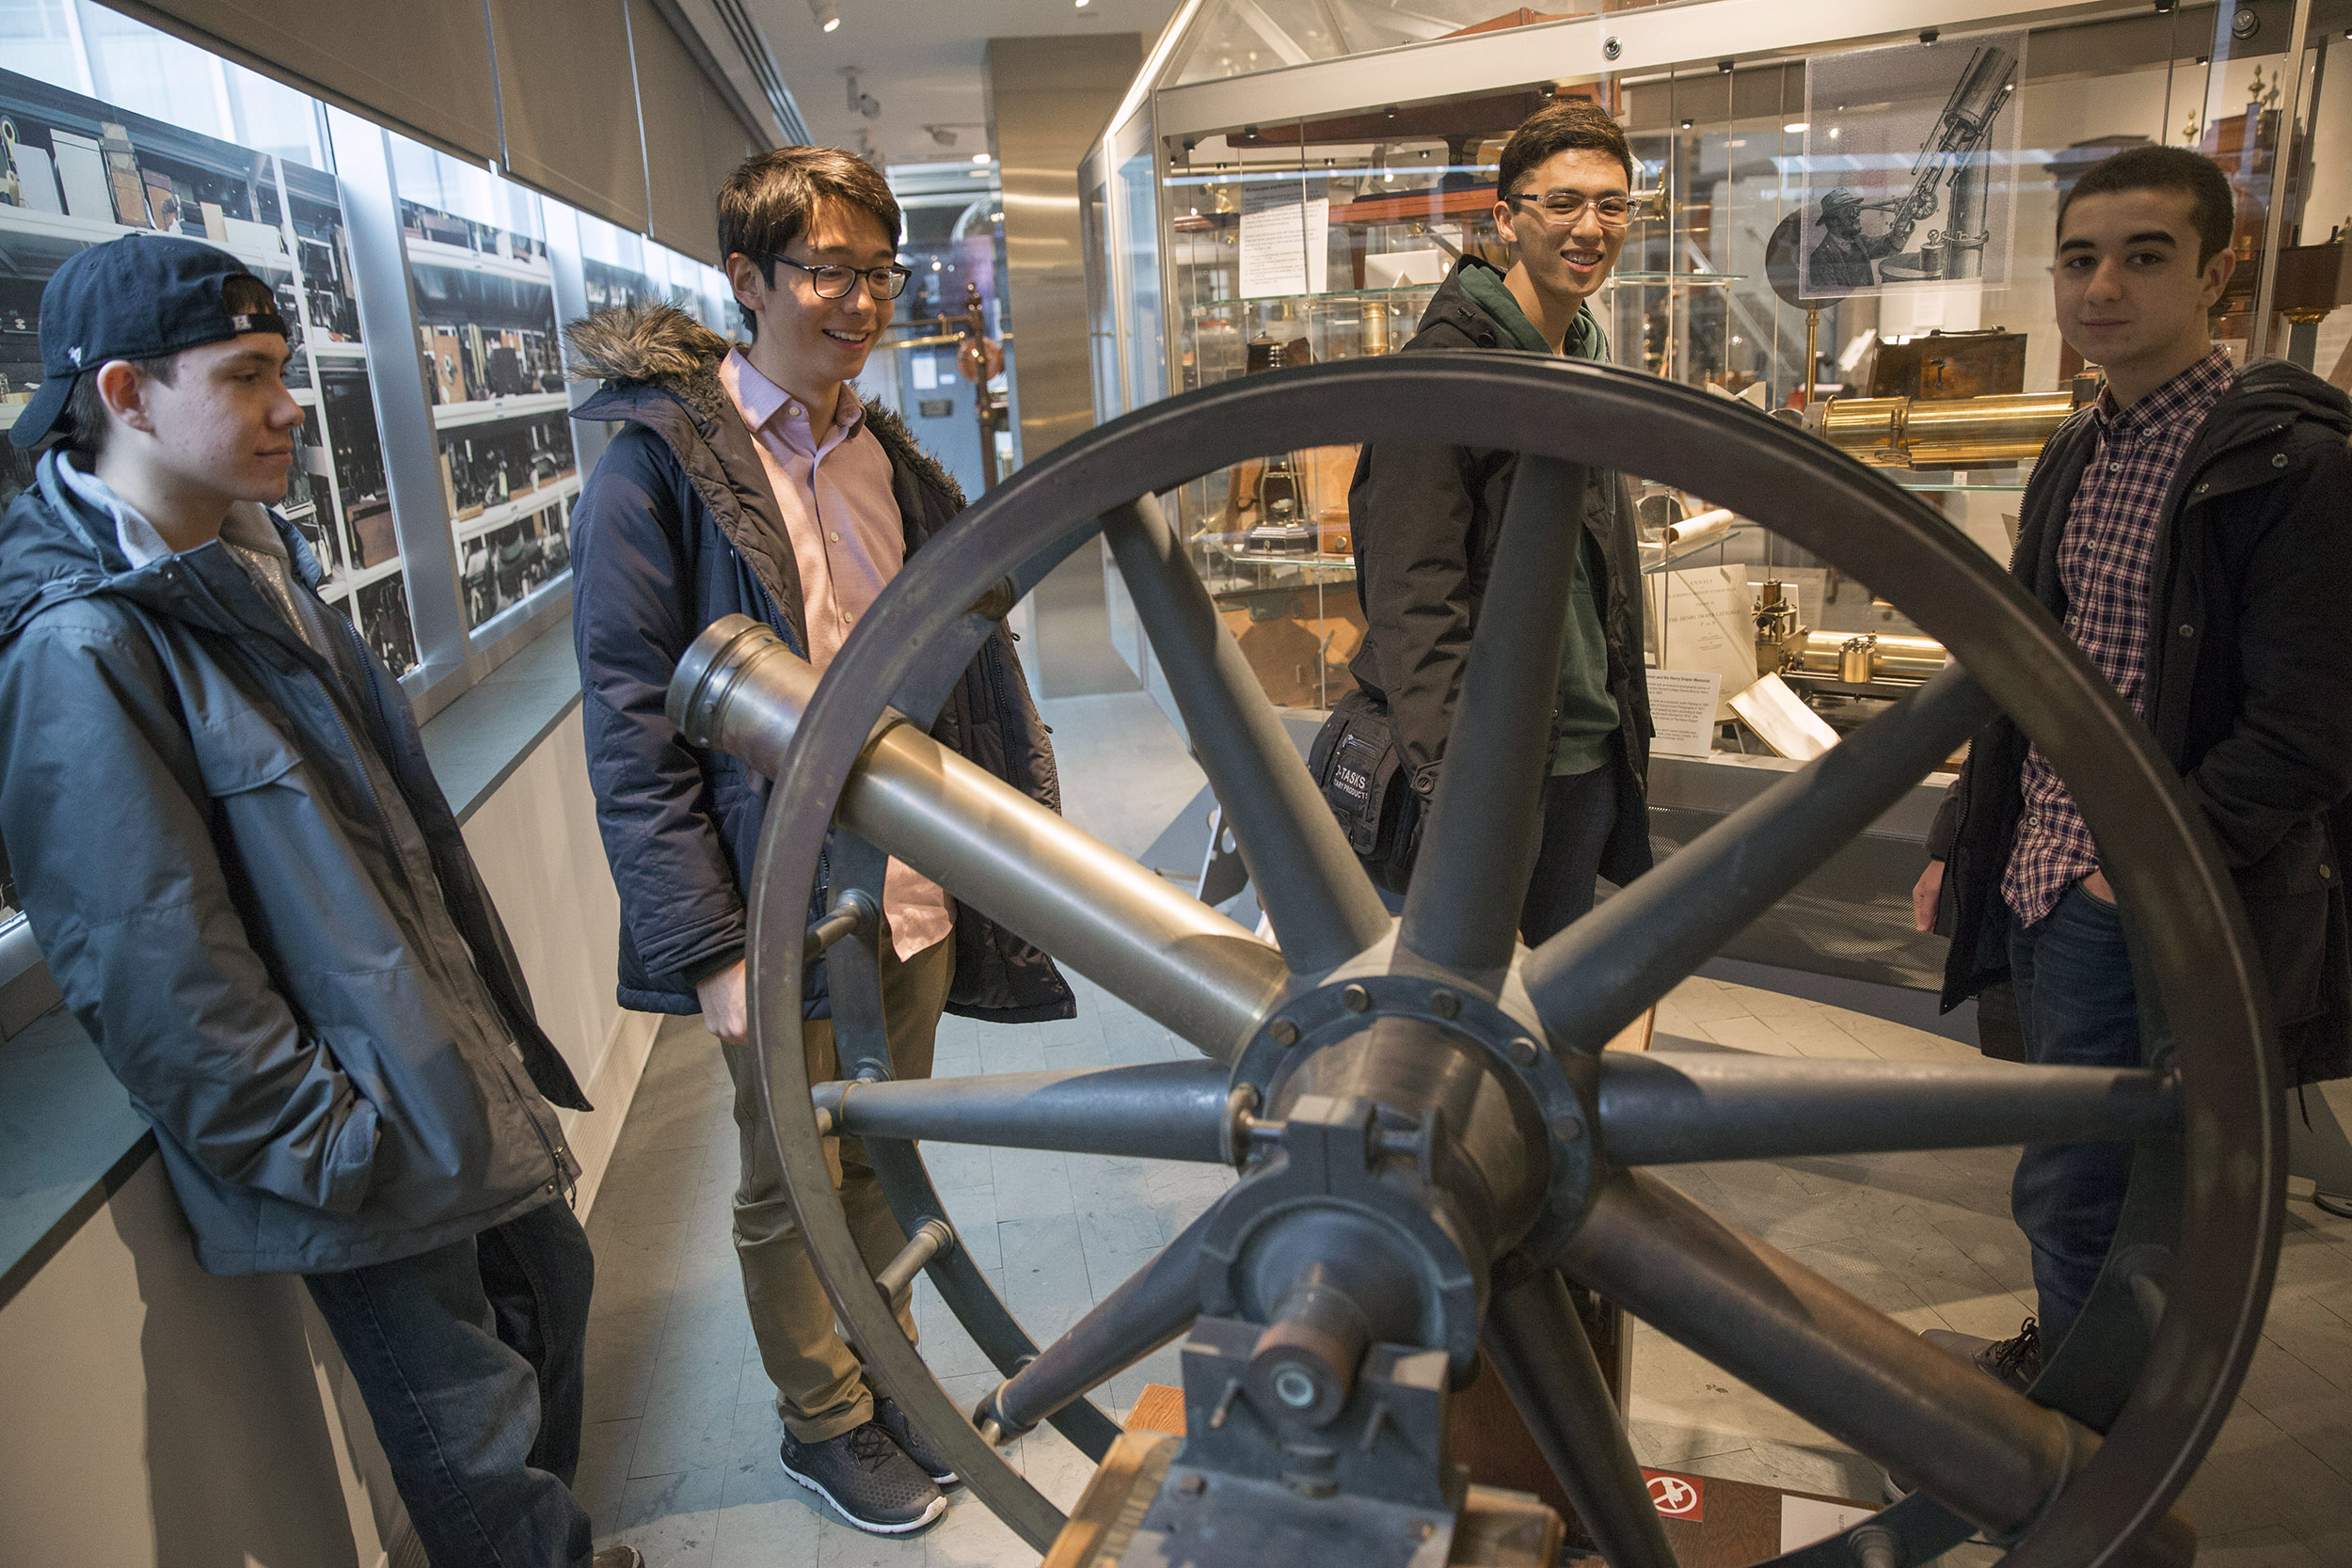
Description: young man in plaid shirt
1916,146,2352,1387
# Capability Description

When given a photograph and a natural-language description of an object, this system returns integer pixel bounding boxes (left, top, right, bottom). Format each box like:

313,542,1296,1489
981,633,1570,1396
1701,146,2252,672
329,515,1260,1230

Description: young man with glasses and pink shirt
1343,99,1654,937
564,147,1071,1535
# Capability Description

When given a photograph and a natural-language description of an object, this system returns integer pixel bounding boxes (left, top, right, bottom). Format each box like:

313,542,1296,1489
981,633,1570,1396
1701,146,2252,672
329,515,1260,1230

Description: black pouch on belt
1307,688,1425,895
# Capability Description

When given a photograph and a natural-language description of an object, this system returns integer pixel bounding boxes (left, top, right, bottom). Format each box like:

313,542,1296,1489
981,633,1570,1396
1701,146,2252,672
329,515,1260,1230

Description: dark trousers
1519,763,1622,945
305,1196,596,1568
2006,880,2141,1348
1374,764,1621,943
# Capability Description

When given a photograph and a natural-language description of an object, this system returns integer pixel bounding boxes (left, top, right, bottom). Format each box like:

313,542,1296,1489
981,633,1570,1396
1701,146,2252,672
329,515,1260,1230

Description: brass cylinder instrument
1795,630,1949,682
1822,390,2074,468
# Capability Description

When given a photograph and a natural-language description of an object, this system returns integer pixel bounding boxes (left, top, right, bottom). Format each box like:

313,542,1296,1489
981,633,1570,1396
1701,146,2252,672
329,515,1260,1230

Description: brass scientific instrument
1753,580,1804,678
1785,630,1951,690
1822,389,2076,468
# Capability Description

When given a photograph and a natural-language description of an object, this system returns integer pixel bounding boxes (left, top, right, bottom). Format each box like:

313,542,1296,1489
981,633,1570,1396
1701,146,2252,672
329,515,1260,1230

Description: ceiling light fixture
973,151,991,164
844,68,878,119
1784,121,1809,134
809,0,840,31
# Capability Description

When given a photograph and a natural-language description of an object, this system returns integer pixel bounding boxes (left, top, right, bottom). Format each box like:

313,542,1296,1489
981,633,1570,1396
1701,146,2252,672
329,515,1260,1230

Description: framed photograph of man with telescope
1799,31,2027,299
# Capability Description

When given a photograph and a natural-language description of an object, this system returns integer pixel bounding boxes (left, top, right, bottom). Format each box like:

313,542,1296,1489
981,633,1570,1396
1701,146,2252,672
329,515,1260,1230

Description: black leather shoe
874,1392,961,1488
779,1421,946,1535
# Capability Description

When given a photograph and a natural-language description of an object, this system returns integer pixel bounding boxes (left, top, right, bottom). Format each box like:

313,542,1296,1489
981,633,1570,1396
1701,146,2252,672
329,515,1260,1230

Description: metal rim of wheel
691,353,2283,1568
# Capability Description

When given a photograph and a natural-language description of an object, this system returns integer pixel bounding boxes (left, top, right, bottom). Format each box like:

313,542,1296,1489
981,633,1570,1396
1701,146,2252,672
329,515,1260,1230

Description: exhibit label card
1238,177,1329,299
1648,671,1723,757
1729,673,1841,761
1648,565,1758,716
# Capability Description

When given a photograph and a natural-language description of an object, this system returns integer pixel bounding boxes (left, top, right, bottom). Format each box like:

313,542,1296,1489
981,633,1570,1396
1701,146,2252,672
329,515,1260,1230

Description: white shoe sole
780,1454,947,1536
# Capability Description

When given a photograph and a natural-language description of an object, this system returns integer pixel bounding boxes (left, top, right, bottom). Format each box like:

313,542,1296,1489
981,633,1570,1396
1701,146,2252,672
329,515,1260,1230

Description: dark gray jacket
0,453,586,1275
1930,360,2352,1086
564,302,1073,1022
1346,257,1655,885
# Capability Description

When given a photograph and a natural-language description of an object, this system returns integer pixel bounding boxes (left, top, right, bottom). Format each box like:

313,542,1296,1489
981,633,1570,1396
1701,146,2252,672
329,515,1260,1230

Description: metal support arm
1597,1053,2180,1165
1524,667,1995,1052
815,1060,1237,1163
1561,1169,2091,1541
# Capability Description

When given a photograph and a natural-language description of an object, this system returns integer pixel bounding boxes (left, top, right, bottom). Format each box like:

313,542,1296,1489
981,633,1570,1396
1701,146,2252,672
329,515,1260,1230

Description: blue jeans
304,1196,595,1567
2006,880,2141,1348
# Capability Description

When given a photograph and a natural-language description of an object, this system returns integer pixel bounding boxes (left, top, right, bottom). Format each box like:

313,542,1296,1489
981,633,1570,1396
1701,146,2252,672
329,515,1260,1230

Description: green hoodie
1454,263,1622,777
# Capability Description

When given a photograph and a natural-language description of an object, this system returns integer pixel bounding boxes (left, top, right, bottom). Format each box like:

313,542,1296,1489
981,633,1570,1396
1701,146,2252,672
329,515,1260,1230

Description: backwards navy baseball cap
10,232,291,451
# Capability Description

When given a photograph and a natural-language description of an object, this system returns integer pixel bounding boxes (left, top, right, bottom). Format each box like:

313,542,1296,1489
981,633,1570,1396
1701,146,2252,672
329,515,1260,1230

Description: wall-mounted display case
0,63,423,670
400,195,578,631
2,6,739,701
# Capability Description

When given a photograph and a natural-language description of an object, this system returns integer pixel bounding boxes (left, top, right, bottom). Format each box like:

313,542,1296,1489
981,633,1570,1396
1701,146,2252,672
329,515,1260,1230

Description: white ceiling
741,0,1183,167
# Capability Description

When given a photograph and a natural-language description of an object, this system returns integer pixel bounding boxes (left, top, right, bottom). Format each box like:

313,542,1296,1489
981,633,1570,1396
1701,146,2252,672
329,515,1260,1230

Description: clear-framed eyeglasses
770,254,914,300
1502,190,1634,229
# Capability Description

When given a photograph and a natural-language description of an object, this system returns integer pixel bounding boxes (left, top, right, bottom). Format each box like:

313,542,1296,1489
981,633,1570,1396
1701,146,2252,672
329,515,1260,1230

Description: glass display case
0,61,421,671
1087,0,2352,736
1087,0,2350,997
394,156,578,634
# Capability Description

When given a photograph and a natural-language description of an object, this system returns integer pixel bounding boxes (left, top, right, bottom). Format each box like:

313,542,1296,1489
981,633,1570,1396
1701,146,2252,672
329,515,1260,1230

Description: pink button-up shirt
719,348,953,962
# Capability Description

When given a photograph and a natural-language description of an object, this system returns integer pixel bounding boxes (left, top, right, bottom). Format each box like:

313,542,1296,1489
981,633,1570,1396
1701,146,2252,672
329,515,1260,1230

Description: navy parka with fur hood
564,303,1073,1024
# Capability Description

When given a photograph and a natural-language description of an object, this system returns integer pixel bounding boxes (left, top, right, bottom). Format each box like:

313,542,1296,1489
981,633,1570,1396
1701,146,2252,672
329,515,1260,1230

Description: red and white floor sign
1642,1469,1705,1520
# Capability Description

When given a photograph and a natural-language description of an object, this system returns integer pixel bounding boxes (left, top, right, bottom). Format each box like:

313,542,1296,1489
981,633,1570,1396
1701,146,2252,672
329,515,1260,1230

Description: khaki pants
720,936,954,1442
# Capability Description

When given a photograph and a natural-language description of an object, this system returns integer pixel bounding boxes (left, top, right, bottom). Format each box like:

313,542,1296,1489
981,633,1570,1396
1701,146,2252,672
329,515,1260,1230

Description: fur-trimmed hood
564,301,962,506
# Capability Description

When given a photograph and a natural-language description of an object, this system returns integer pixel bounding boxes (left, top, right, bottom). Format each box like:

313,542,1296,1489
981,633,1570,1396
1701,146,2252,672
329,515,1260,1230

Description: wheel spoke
978,1197,1216,1441
1485,1270,1679,1568
1398,454,1589,981
1559,1171,2090,1540
1102,494,1391,974
815,1060,1236,1163
1524,666,1995,1052
1597,1053,2179,1165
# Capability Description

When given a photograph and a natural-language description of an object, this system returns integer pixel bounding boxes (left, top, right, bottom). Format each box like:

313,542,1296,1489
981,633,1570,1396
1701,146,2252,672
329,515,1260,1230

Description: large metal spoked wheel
671,354,2283,1568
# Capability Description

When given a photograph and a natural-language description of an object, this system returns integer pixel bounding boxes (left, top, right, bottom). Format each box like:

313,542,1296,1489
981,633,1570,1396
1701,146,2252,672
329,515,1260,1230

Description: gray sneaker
780,1420,946,1535
874,1393,961,1488
1922,1316,2042,1393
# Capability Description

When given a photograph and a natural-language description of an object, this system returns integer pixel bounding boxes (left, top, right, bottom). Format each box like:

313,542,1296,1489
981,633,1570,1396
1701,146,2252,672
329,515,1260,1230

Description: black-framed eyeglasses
1503,190,1634,229
769,253,913,300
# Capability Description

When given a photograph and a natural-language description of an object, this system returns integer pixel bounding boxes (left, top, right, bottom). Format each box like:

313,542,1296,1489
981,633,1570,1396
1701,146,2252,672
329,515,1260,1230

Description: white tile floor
577,691,2352,1566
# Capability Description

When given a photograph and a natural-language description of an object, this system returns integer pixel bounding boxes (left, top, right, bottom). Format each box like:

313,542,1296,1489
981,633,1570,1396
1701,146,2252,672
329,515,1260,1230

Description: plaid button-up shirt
2002,349,2236,927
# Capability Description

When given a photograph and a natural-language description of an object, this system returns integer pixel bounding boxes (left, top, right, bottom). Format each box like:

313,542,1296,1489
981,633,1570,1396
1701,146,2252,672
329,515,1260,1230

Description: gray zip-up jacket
0,451,587,1275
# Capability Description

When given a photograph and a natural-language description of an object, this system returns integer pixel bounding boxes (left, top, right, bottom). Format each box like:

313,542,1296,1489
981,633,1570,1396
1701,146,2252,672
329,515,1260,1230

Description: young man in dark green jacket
1348,98,1653,940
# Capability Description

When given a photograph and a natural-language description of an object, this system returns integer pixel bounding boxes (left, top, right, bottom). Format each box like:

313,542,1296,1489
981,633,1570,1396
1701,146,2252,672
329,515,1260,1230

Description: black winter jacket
564,303,1073,1023
0,454,585,1274
1930,359,2352,1085
1346,257,1655,886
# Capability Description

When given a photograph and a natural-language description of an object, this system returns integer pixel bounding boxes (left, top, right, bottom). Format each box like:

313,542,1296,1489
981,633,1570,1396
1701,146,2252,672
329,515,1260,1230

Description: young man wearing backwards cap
0,234,639,1568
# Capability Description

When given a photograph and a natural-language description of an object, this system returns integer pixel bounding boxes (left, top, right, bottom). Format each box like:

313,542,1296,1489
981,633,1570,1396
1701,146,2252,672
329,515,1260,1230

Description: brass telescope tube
669,615,1290,1063
1823,390,2074,467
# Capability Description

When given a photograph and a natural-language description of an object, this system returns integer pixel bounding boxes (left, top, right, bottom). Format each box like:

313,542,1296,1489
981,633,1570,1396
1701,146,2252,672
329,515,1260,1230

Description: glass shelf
1607,272,1745,286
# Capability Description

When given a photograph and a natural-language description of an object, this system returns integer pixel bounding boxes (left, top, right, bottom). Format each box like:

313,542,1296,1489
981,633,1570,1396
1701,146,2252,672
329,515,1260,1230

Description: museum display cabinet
0,63,427,664
0,5,736,694
1084,0,2352,994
